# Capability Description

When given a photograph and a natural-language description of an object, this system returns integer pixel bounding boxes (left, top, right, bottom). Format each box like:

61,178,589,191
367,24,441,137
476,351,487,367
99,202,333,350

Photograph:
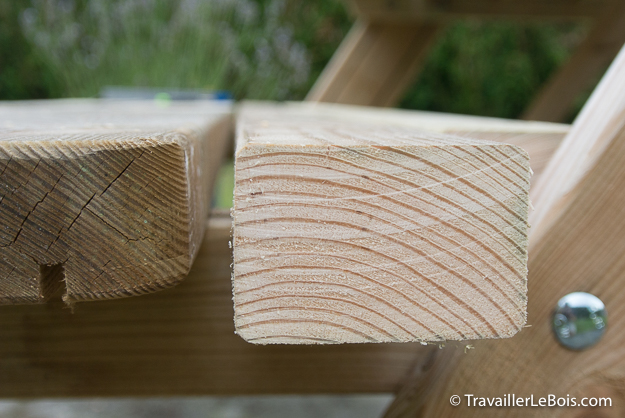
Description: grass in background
213,160,235,209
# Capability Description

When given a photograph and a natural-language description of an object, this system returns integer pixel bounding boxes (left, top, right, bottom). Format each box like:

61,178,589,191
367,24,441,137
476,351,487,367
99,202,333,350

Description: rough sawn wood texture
233,103,532,344
0,99,231,305
0,118,565,399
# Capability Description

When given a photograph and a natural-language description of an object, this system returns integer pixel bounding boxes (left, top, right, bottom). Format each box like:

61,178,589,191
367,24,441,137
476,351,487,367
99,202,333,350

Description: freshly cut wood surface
233,102,533,344
0,99,231,305
449,131,563,181
0,213,429,397
384,42,625,418
0,118,563,397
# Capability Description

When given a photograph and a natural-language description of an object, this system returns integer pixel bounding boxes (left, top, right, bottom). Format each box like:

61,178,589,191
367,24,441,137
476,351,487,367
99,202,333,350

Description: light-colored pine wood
239,102,567,185
0,213,431,397
233,102,534,344
281,101,571,134
0,121,564,398
448,131,563,181
348,0,617,21
0,99,231,305
530,42,625,245
306,20,441,107
522,1,625,122
384,41,625,418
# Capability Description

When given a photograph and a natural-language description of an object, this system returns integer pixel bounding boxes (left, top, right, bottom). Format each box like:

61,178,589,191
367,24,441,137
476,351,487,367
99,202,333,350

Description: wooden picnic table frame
2,84,623,416
0,102,565,400
4,15,625,416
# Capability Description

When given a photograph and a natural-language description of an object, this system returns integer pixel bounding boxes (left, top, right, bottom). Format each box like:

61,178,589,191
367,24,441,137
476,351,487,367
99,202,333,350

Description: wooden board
0,213,432,397
233,102,533,344
0,115,565,398
348,0,617,22
384,39,625,418
305,20,441,107
0,99,232,305
277,101,570,133
240,102,567,183
530,41,625,244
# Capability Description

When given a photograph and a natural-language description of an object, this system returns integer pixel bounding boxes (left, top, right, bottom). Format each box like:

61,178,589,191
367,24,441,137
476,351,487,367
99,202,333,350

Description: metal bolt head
553,292,607,351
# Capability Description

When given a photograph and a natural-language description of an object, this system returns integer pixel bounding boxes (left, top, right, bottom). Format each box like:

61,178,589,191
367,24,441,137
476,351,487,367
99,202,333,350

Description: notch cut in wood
232,102,532,345
0,99,231,305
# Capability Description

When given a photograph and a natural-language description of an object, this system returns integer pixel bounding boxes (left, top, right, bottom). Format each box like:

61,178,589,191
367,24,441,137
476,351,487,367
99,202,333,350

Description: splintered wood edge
0,100,232,305
232,106,531,345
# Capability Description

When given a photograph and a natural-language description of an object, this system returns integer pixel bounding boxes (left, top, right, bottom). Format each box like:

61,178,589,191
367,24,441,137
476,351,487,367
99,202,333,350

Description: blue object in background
100,86,232,101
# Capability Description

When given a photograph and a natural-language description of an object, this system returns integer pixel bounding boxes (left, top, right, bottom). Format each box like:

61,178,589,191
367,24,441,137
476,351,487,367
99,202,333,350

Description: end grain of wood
0,99,231,305
232,103,532,345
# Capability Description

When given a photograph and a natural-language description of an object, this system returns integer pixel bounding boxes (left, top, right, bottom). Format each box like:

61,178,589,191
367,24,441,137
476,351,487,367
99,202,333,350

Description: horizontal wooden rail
0,214,430,397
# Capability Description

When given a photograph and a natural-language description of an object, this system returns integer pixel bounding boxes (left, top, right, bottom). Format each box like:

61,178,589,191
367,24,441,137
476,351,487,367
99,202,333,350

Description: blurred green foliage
401,20,586,119
6,0,351,101
1,0,590,120
0,0,61,99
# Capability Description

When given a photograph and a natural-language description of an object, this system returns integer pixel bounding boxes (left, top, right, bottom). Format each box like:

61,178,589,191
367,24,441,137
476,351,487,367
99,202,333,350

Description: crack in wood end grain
232,113,531,345
0,140,194,304
0,100,232,305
